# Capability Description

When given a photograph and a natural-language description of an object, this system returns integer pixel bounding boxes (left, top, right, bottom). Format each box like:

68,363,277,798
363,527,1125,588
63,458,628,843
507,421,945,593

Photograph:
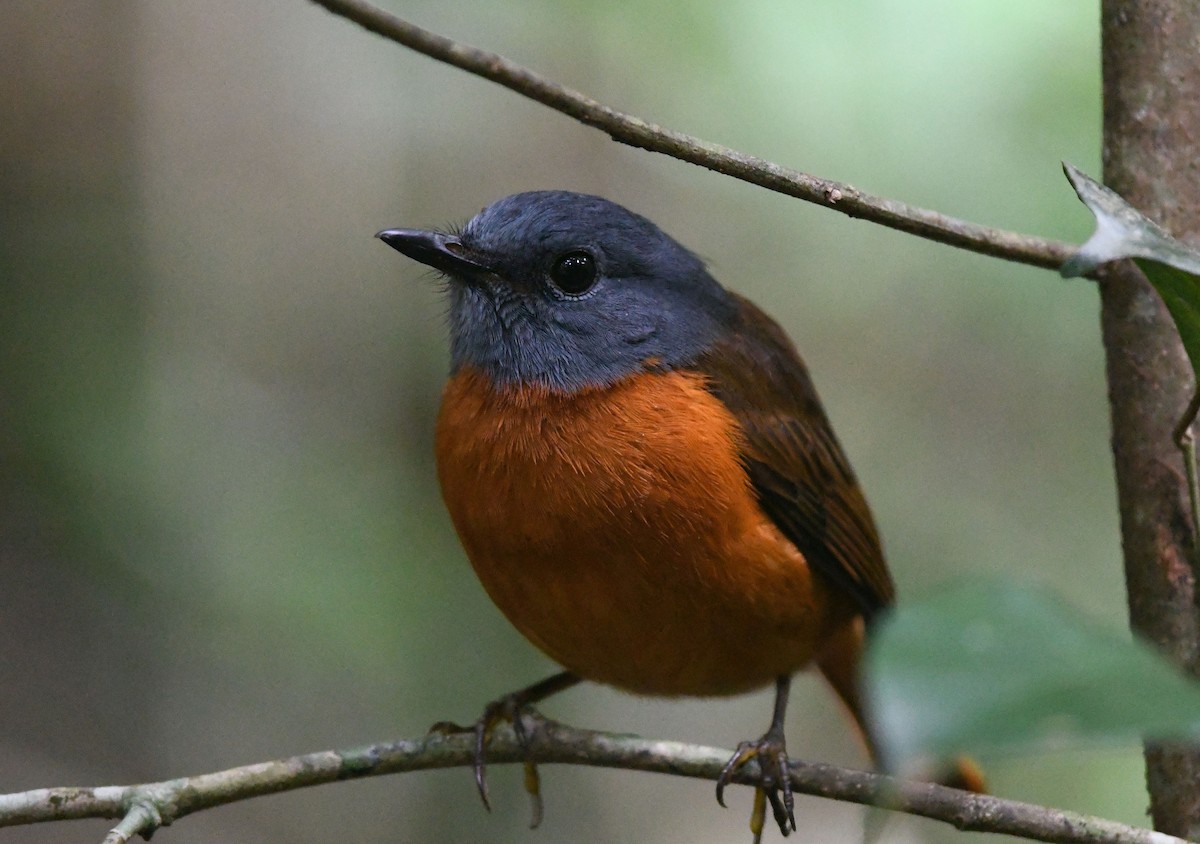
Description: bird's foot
488,692,550,825
429,672,580,828
716,724,796,842
429,694,546,826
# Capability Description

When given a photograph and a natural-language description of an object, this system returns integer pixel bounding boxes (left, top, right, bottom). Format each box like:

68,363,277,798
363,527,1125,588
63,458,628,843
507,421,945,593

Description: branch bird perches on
0,721,1183,844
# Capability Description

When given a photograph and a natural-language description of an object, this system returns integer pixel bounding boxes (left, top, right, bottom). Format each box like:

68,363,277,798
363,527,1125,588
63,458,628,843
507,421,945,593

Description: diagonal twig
308,0,1076,271
0,721,1185,844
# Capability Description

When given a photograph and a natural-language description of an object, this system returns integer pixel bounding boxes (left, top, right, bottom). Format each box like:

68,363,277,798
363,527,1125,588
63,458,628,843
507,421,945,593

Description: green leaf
1061,162,1200,378
864,581,1200,770
1138,259,1200,383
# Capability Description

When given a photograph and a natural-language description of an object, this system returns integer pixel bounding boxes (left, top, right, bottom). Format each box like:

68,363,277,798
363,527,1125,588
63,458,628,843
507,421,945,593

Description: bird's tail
816,618,987,794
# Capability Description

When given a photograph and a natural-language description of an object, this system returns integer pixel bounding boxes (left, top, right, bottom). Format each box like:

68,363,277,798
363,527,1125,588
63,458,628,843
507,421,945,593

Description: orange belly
435,367,857,697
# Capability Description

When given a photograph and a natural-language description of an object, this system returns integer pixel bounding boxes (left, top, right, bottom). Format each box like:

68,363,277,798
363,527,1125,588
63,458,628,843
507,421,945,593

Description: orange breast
435,367,857,697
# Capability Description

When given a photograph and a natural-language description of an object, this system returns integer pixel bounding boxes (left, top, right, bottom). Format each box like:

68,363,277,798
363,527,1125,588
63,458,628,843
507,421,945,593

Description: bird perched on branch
378,191,977,839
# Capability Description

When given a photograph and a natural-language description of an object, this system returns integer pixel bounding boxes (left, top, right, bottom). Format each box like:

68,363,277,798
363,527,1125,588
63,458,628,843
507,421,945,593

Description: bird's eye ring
548,250,598,297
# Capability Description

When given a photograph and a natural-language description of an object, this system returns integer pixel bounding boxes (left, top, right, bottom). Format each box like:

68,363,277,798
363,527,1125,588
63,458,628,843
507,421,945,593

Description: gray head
378,191,737,392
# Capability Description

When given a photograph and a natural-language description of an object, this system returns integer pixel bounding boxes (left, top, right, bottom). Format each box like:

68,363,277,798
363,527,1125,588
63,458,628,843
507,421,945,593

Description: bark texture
1100,1,1200,836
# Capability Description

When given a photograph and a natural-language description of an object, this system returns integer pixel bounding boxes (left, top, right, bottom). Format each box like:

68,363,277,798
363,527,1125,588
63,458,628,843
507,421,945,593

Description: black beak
376,228,494,277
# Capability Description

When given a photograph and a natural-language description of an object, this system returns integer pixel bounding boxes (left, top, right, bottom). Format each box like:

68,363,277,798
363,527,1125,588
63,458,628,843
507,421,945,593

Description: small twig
101,800,161,844
1173,387,1200,550
307,0,1076,271
0,721,1184,844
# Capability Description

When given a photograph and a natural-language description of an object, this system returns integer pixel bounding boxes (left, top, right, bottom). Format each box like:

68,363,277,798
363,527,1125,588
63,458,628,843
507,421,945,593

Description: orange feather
436,366,861,698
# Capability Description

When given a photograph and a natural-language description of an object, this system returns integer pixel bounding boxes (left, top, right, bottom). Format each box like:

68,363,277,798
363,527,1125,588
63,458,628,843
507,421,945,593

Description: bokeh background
1,1,1133,842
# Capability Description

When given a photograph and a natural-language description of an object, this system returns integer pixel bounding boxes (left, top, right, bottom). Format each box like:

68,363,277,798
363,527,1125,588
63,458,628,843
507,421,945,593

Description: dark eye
548,250,598,296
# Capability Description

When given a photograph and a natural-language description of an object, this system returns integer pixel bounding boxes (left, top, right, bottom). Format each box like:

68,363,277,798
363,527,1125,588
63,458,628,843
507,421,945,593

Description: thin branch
308,0,1076,271
101,801,161,844
1173,386,1200,561
0,720,1183,844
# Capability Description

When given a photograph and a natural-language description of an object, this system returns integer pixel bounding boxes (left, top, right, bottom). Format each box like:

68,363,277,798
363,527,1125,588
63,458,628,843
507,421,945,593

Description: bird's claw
716,731,796,840
428,672,579,828
432,694,545,826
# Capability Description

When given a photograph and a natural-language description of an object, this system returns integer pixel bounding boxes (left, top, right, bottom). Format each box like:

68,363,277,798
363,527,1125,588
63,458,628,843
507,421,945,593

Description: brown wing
694,294,895,621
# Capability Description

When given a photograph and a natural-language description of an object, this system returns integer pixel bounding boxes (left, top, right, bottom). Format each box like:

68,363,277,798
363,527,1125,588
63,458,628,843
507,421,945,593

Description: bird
377,191,971,839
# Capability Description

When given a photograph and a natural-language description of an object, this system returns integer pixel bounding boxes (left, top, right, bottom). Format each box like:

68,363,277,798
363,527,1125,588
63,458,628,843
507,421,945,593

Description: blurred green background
1,1,1134,842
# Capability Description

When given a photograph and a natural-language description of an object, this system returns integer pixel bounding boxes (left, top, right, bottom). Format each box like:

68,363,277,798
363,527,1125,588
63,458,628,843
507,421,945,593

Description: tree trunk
1100,1,1200,836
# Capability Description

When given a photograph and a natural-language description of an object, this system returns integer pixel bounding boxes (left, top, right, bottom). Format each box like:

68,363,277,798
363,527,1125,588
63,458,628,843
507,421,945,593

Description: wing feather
694,294,895,620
